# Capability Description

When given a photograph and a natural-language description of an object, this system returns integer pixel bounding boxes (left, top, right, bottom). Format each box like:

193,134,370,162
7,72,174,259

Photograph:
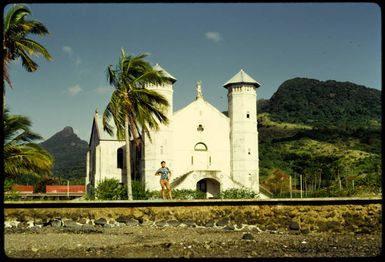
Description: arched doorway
196,178,220,198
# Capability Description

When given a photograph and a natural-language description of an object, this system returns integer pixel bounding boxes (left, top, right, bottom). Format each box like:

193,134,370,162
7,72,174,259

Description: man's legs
165,181,172,200
160,180,166,199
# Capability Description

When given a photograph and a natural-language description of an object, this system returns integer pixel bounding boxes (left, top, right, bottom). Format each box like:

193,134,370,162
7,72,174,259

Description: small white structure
86,66,260,198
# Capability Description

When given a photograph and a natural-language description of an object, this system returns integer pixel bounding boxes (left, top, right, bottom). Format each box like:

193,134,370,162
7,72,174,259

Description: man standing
155,161,172,200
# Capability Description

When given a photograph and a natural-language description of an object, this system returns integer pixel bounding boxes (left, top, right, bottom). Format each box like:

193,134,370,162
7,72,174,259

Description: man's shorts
160,179,170,188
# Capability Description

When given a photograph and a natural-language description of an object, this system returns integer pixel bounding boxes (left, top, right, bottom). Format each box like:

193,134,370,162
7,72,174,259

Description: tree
103,49,170,200
3,4,52,91
3,108,53,178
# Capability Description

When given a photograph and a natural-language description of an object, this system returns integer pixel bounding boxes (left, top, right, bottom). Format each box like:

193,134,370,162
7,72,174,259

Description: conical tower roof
153,63,177,83
223,69,260,88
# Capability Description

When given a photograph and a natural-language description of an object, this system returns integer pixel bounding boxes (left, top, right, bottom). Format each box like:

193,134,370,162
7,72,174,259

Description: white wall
94,140,125,186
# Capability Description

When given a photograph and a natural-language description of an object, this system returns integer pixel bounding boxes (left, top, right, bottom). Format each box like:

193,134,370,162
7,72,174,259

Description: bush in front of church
172,189,206,200
219,188,260,199
95,178,128,200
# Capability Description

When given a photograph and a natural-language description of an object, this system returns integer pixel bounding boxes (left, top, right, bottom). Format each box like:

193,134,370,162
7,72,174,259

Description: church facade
86,66,260,198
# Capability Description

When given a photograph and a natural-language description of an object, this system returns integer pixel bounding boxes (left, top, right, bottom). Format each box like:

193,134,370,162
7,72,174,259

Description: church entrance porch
196,178,220,198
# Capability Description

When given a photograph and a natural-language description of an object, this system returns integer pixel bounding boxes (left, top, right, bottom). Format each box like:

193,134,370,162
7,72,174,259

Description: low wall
4,198,382,234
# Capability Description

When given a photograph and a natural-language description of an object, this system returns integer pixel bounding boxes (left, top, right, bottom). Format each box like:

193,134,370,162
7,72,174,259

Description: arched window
194,142,208,151
117,148,124,169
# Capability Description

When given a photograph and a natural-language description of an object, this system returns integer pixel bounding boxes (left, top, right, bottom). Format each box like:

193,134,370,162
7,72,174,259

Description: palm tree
3,4,52,90
103,49,170,200
3,107,53,178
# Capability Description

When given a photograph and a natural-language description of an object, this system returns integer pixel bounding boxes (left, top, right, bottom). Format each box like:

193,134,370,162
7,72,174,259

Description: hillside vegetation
265,77,381,128
39,126,88,184
258,78,381,197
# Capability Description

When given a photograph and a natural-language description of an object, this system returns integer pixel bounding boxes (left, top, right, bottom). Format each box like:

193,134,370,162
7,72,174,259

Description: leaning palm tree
3,108,53,178
3,4,52,92
103,49,170,200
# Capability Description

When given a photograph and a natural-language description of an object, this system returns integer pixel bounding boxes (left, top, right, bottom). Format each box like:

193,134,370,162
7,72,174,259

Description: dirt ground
4,225,382,259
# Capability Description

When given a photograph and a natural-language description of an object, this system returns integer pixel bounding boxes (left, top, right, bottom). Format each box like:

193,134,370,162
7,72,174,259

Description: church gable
172,98,229,141
89,115,100,148
171,97,231,177
173,98,229,123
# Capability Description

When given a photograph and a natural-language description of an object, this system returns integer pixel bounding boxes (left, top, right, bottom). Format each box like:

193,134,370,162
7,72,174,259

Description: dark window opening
197,124,204,132
117,148,124,169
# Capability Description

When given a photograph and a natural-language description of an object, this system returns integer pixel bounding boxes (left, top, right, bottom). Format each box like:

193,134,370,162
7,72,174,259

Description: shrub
172,189,206,200
219,188,260,199
142,189,206,200
145,190,163,200
4,179,14,192
95,178,127,200
132,180,150,200
5,191,21,201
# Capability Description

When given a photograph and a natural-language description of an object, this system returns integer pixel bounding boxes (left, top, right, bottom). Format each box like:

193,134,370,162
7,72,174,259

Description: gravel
4,226,382,258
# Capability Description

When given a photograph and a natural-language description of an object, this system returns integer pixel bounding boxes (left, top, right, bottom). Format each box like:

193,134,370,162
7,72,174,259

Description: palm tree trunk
125,115,133,200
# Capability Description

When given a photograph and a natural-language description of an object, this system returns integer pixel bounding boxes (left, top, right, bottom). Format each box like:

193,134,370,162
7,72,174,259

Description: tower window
246,111,250,118
248,148,251,155
197,124,204,132
191,156,194,165
117,148,124,169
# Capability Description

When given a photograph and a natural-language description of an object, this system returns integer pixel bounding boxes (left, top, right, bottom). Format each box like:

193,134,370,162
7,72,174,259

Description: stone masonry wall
4,203,381,234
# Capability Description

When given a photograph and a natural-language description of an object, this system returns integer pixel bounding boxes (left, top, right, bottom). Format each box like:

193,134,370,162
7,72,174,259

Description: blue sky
4,3,381,141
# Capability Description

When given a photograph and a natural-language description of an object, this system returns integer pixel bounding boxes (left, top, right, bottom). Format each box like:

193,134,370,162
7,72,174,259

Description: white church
86,65,260,198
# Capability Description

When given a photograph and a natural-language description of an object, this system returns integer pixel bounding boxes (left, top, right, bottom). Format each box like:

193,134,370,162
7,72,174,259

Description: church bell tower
223,69,260,192
142,64,177,191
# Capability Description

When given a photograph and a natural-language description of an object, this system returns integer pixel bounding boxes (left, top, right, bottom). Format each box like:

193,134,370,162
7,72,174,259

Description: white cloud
205,32,222,42
62,46,81,66
62,46,73,56
95,86,112,95
75,56,81,66
68,84,82,96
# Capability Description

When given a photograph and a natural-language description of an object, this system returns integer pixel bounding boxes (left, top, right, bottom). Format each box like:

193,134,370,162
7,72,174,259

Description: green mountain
260,77,381,128
39,126,88,183
257,78,381,197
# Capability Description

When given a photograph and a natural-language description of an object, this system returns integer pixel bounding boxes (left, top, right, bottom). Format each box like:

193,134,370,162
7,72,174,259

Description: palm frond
4,144,53,177
102,89,126,139
106,65,119,89
3,110,40,145
4,4,52,74
17,38,52,60
3,109,53,178
17,47,38,72
19,20,49,35
4,5,31,32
